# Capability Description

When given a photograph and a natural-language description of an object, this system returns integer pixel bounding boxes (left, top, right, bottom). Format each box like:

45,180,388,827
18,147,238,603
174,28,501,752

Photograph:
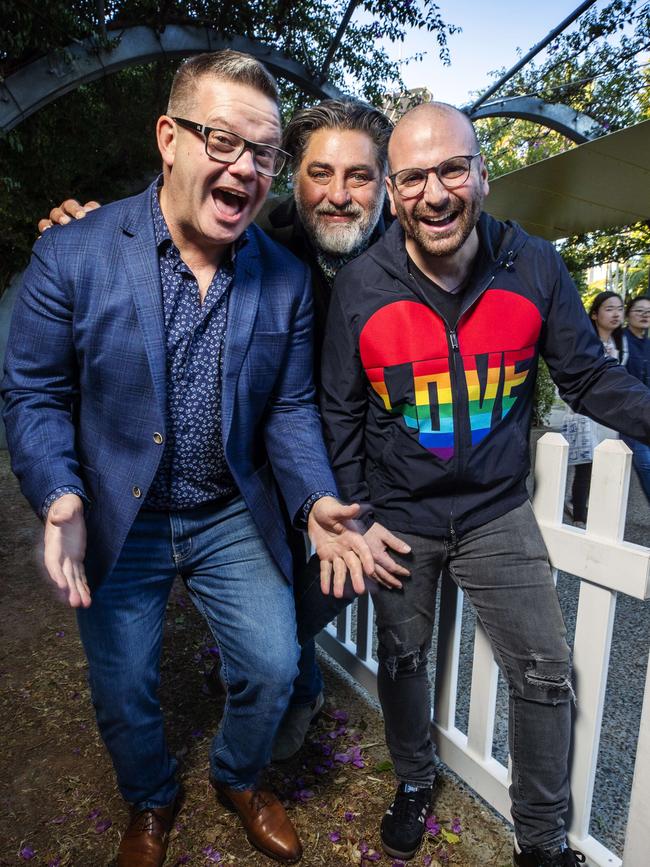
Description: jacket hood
365,211,529,286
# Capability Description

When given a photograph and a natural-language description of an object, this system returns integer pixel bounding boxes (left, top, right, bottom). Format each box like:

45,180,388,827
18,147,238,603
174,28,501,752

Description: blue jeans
372,501,574,852
77,495,299,809
291,553,350,704
622,435,650,501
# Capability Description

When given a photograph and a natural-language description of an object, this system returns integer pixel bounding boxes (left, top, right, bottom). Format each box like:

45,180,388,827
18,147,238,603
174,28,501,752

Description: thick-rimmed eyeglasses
171,117,290,177
389,153,481,198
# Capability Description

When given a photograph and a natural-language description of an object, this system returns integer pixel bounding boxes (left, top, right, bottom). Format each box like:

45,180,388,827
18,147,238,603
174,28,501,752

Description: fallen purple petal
50,816,66,825
291,788,314,803
87,808,101,820
344,810,356,821
425,814,441,836
19,847,35,860
95,818,112,833
423,857,433,866
451,817,462,834
328,830,341,843
364,852,381,862
392,861,406,867
313,764,328,775
332,709,349,723
55,630,65,637
47,858,62,867
334,752,350,763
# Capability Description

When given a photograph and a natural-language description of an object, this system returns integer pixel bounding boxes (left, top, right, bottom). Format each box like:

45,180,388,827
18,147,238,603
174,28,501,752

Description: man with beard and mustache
320,101,650,866
35,99,411,764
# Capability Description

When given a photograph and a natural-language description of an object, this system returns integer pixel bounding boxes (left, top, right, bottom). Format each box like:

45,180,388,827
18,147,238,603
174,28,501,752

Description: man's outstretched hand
43,494,91,608
38,199,101,235
308,496,375,598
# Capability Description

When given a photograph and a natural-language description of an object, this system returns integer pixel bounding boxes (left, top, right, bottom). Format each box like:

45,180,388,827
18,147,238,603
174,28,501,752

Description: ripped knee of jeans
381,643,430,681
520,654,575,705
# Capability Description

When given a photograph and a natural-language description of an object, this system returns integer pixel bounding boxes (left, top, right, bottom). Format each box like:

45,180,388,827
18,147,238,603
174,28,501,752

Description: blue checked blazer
1,186,337,584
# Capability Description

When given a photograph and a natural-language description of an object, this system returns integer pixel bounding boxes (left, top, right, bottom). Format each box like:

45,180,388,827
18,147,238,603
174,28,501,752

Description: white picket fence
317,433,650,867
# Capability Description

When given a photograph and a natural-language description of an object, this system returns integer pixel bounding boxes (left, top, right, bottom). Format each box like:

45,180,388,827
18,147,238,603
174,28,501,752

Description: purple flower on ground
95,818,112,833
19,847,35,860
291,788,314,802
55,630,65,637
364,852,381,862
328,830,341,843
313,764,328,775
423,857,433,866
72,747,81,755
334,751,350,763
392,861,406,867
201,846,222,862
334,725,348,737
47,858,62,867
451,817,462,835
328,731,338,740
332,709,349,723
344,810,356,821
50,815,66,825
425,814,441,836
358,840,369,854
87,807,101,820
321,744,332,756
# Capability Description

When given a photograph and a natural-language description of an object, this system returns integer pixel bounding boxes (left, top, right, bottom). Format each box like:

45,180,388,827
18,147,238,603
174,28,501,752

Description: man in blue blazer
1,51,373,867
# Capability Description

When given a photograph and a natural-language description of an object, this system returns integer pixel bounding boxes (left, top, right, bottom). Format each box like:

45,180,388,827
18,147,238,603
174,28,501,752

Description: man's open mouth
418,210,459,228
212,187,249,219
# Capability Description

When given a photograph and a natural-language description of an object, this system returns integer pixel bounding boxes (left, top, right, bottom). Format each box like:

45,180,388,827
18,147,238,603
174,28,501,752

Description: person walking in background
621,294,650,499
564,291,628,527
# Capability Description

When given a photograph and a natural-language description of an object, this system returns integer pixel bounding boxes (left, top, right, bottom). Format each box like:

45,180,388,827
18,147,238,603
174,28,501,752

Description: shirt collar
150,175,248,263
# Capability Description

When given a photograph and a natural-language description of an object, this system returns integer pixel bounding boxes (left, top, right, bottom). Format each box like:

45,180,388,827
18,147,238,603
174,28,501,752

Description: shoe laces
536,848,586,866
130,809,168,836
390,786,432,826
249,790,273,815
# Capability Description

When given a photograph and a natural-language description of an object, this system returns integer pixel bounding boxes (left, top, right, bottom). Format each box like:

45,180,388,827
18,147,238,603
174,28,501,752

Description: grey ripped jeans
373,500,574,852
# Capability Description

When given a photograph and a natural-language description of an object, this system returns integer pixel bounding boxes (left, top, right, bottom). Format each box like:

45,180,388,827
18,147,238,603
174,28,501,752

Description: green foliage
533,359,556,428
1,1,459,292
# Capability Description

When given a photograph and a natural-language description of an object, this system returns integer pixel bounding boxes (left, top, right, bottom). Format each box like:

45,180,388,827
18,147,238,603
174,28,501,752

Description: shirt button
153,432,164,444
132,486,142,498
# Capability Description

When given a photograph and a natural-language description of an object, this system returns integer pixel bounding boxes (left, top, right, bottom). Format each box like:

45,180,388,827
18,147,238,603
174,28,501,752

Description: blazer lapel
222,230,262,446
120,192,167,417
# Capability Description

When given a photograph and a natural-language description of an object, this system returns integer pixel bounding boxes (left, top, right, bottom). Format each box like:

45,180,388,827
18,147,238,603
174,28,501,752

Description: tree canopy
0,1,460,293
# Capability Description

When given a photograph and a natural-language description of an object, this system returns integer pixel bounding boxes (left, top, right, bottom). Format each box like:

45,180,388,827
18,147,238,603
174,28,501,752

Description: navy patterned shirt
144,182,240,509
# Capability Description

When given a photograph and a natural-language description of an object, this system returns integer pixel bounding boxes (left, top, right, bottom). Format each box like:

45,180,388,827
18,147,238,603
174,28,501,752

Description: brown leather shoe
117,803,175,867
212,780,302,863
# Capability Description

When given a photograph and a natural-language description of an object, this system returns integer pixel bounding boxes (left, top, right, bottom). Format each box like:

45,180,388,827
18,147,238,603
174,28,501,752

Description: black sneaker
380,783,433,860
513,843,586,866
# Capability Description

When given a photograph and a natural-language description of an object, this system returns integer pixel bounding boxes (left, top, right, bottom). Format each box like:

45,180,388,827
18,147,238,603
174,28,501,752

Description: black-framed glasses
171,117,290,177
389,153,481,197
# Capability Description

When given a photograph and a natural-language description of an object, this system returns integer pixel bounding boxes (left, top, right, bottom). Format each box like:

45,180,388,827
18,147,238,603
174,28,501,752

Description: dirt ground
0,452,512,867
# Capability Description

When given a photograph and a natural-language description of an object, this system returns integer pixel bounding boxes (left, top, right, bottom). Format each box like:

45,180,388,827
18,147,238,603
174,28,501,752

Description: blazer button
132,486,142,498
153,432,164,444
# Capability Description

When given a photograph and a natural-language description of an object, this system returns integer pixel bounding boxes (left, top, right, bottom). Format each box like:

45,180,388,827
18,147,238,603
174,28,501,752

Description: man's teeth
422,212,455,224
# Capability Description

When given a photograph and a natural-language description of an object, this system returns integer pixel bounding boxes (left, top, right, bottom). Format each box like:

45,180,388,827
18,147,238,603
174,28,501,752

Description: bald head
389,102,479,171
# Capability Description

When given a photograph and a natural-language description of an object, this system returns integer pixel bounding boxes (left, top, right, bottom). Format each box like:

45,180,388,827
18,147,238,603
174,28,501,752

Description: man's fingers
320,559,333,596
332,556,348,598
372,563,403,589
382,528,412,554
349,533,375,576
73,563,92,608
343,551,366,596
375,550,410,577
83,200,101,213
37,218,53,234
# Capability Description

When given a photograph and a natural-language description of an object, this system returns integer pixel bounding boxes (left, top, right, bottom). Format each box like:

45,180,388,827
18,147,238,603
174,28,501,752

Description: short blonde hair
167,50,279,115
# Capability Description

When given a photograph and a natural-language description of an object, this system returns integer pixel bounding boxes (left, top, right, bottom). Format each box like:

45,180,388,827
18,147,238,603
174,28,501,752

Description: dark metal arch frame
1,18,606,146
0,25,346,134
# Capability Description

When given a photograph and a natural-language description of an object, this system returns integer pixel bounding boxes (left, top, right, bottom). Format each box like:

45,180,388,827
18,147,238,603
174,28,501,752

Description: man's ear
480,155,490,198
385,176,398,218
156,116,176,169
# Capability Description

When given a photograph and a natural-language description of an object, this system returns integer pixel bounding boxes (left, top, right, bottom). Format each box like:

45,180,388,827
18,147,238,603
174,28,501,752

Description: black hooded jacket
320,212,650,539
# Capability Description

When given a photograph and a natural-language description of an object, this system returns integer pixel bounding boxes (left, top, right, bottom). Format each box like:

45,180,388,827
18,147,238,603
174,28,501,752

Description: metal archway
0,25,346,133
467,95,606,144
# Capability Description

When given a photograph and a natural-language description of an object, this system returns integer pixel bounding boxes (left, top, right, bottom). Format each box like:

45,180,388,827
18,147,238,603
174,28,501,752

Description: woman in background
564,291,627,527
621,295,650,500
